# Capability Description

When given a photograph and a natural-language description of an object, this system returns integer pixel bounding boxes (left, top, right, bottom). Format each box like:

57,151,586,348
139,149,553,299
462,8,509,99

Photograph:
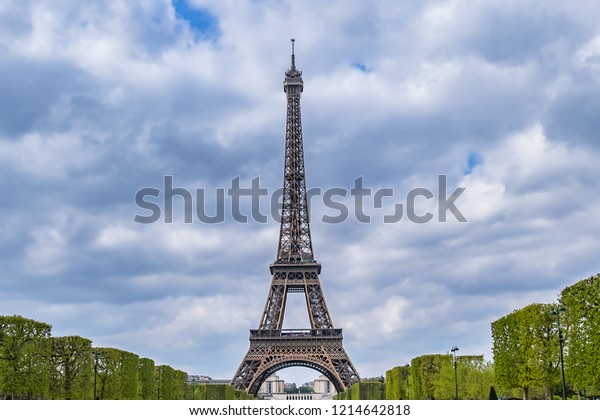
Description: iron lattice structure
232,41,360,396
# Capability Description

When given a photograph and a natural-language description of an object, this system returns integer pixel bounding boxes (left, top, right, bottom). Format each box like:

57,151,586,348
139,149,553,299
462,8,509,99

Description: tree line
0,315,251,400
492,273,600,399
379,273,599,400
336,355,494,400
382,355,495,400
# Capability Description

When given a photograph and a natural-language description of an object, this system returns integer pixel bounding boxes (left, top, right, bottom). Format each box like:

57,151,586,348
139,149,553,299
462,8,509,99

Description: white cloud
0,132,98,178
1,0,600,384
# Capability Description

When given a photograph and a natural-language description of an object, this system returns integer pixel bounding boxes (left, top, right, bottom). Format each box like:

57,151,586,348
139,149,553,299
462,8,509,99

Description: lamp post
451,346,459,400
93,350,99,400
157,367,162,400
550,305,567,400
191,378,197,400
404,364,410,400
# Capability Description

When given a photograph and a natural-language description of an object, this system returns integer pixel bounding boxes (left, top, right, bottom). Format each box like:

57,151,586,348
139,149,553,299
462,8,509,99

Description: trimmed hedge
196,383,236,400
385,365,410,399
348,382,386,400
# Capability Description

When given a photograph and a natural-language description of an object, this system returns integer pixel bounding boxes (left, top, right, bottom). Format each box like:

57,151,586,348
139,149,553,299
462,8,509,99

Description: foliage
138,358,156,400
284,382,317,394
196,383,236,400
0,314,193,400
561,274,600,397
461,358,495,399
334,382,385,400
157,366,189,400
362,376,385,383
491,312,520,391
94,347,123,399
491,303,559,399
350,381,385,400
119,350,140,399
433,355,494,400
234,389,255,400
196,383,208,399
409,354,448,400
157,365,175,399
0,315,52,399
173,370,188,399
93,348,140,399
48,336,93,400
432,356,456,400
284,383,298,393
385,365,409,400
334,391,345,400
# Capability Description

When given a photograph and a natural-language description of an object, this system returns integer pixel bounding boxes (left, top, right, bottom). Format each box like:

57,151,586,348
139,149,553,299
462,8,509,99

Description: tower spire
279,39,309,262
291,38,296,69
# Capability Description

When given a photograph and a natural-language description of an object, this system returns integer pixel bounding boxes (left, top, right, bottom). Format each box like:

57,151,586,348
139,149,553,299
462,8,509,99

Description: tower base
231,329,360,395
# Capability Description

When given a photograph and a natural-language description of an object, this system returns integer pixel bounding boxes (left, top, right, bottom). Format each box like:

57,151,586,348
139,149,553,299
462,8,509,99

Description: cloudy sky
2,0,600,386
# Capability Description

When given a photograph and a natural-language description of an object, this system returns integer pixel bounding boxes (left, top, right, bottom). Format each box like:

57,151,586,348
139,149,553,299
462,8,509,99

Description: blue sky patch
351,61,371,73
465,152,483,175
173,0,220,40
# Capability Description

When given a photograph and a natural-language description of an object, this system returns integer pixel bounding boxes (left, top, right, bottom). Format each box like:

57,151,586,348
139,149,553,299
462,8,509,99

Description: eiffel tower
231,40,360,396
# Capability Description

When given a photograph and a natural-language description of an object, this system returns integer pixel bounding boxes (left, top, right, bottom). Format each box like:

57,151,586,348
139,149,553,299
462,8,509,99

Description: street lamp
451,346,459,400
550,305,567,400
404,364,410,400
157,367,163,400
93,350,99,400
191,378,197,400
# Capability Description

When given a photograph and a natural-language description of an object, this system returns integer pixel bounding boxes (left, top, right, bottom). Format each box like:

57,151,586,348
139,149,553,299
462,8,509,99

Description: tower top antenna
290,38,296,68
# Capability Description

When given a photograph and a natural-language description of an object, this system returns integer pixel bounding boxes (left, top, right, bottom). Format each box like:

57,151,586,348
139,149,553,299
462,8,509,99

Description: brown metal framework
231,41,360,395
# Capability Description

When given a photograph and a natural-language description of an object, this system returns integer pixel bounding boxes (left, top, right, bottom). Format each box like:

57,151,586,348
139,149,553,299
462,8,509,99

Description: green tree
462,359,495,399
138,358,156,399
385,365,410,399
491,312,519,392
433,355,457,400
561,274,600,398
157,365,175,399
284,383,298,394
48,336,93,400
0,315,52,399
409,354,448,399
197,383,235,400
173,369,188,399
119,350,140,399
93,347,142,399
491,303,559,399
94,347,122,399
433,355,494,400
349,381,385,399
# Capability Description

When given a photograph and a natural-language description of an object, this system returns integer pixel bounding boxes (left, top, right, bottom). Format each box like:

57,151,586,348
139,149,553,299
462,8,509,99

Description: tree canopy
561,274,600,396
0,315,52,399
491,303,558,399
